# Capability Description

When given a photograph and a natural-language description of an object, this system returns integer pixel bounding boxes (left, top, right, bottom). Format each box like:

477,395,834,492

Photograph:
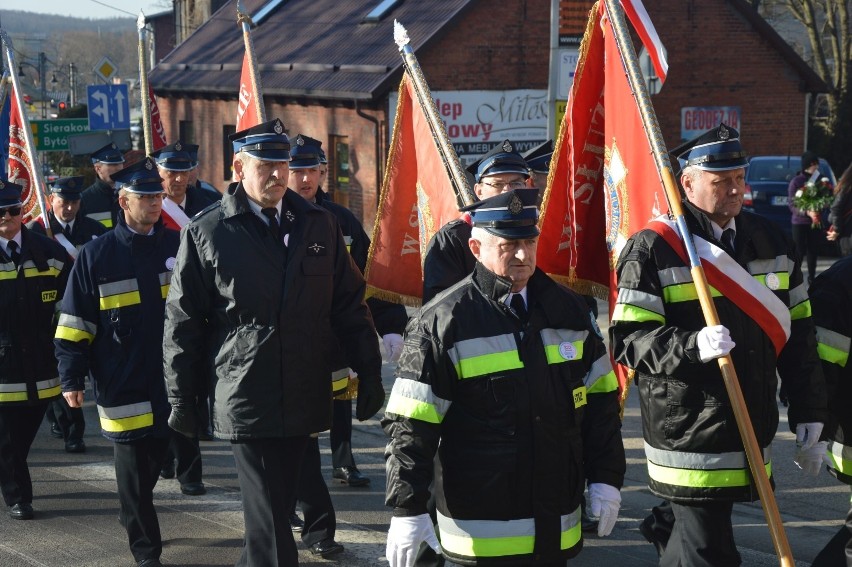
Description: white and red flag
7,87,40,223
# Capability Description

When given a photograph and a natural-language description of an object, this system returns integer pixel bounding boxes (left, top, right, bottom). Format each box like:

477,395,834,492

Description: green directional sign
30,119,90,152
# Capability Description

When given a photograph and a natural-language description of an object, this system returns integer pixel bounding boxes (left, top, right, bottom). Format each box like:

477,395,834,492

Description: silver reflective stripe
788,282,809,308
658,266,693,287
343,235,353,246
98,278,139,297
816,326,851,354
540,328,588,348
57,313,97,335
20,257,65,272
36,377,60,390
0,383,26,393
437,508,579,539
88,212,111,221
616,288,664,316
748,256,788,275
97,401,153,420
331,368,350,380
447,334,517,367
586,353,615,390
389,378,452,418
644,441,770,469
159,271,172,286
828,440,852,461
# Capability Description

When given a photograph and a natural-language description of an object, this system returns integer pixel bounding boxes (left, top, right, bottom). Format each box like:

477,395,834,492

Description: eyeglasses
479,179,528,192
0,206,22,218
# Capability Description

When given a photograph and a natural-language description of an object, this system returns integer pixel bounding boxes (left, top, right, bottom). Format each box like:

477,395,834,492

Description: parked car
743,155,836,235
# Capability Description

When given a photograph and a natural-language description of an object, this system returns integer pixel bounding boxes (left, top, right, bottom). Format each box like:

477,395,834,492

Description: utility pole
38,51,46,119
69,62,76,106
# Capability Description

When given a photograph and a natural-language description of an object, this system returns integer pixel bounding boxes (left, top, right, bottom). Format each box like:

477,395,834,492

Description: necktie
63,224,72,238
261,207,280,242
721,228,735,254
7,241,20,267
510,293,527,321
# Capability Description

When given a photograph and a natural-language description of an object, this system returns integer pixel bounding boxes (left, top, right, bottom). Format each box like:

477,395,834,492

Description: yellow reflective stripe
790,299,812,321
611,303,665,324
160,285,170,299
99,291,141,310
0,382,28,402
23,266,61,278
38,385,61,399
817,342,848,367
647,459,771,488
0,267,16,280
587,370,618,394
753,272,790,290
827,441,852,475
88,212,113,228
543,340,584,364
663,282,722,303
385,395,443,424
455,350,523,380
816,326,850,367
98,410,154,432
55,325,95,343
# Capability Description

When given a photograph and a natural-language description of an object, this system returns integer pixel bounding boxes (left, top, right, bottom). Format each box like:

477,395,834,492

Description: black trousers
52,396,85,442
792,223,823,283
114,436,170,563
296,436,336,546
232,436,308,567
0,403,48,506
812,490,852,567
661,500,740,567
330,399,355,469
164,430,203,485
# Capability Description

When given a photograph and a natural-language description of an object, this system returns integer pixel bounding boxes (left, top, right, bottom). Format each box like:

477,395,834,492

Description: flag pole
393,21,475,208
0,71,10,116
0,29,52,237
602,1,794,565
136,12,154,156
237,0,265,124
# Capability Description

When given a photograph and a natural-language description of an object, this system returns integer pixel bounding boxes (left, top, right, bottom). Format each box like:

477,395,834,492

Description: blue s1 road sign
87,84,130,131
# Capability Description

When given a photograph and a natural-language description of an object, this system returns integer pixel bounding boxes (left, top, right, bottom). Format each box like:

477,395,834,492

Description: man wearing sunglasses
422,140,535,304
0,181,70,521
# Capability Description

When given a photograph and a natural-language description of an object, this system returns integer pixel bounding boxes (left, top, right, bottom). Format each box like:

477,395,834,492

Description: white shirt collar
247,197,282,226
0,231,22,255
505,287,528,306
710,219,736,242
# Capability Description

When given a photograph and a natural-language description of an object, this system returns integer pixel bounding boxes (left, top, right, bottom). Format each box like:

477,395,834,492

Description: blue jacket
55,215,179,442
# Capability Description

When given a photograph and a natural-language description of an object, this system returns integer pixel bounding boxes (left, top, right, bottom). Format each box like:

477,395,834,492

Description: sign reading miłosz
31,119,90,152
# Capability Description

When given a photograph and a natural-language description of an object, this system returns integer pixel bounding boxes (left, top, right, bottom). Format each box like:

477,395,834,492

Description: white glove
386,514,440,567
383,333,404,363
588,483,621,537
696,325,735,363
795,441,828,476
796,422,824,451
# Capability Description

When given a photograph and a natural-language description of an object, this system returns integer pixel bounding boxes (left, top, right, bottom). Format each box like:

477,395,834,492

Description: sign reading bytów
680,106,741,142
30,119,90,151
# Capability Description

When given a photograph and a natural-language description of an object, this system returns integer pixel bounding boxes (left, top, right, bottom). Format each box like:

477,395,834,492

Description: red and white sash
648,217,791,354
161,198,191,231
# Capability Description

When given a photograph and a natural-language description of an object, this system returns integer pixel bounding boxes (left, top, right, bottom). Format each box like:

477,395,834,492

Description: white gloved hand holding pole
795,422,824,451
696,325,736,363
386,514,440,567
588,483,621,537
382,333,404,363
795,441,828,476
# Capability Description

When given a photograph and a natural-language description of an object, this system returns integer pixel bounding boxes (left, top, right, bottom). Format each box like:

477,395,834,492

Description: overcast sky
14,0,170,19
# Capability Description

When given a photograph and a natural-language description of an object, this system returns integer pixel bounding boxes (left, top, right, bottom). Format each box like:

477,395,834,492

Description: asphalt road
0,256,846,566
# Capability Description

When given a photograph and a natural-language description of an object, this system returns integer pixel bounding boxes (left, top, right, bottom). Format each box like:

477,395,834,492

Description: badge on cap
559,341,577,360
145,160,153,170
502,140,513,152
68,179,77,188
718,125,730,140
274,120,284,134
508,193,523,215
175,141,182,151
765,272,780,290
296,136,304,146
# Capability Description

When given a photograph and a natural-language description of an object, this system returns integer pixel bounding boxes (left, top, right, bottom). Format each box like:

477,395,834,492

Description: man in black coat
80,142,125,229
163,118,384,567
28,176,107,453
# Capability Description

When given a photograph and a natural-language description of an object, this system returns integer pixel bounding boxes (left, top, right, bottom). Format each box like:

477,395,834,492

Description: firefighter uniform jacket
80,179,120,229
181,185,220,217
27,211,107,251
422,218,476,304
610,202,827,503
162,184,381,440
0,227,68,405
810,255,852,485
384,264,625,566
315,189,408,394
54,216,179,442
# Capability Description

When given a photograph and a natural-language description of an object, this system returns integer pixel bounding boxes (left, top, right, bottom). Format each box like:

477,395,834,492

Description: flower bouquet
793,177,834,228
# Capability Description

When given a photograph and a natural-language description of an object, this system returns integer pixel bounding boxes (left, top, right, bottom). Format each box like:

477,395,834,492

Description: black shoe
49,423,63,439
65,439,86,453
638,516,665,557
137,559,164,567
9,503,34,520
309,538,344,558
160,461,175,479
180,482,206,496
290,512,304,532
332,466,370,487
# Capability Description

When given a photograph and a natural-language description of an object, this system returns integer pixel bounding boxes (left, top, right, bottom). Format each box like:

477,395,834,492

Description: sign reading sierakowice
680,106,741,142
388,89,548,165
30,119,90,151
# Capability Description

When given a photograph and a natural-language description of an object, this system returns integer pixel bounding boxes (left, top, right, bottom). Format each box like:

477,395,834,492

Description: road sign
30,118,90,152
93,56,118,83
87,84,130,131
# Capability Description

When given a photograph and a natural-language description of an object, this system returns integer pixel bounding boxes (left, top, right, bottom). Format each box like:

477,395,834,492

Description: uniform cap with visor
90,142,125,165
110,157,165,194
467,140,530,183
523,140,554,174
50,176,85,201
288,134,323,170
152,140,195,172
229,118,291,162
461,188,539,239
0,180,24,208
671,123,749,172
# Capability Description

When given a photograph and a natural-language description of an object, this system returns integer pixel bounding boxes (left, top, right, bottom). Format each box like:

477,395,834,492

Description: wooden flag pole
0,29,52,237
602,1,793,565
137,12,154,156
393,20,476,208
237,0,265,124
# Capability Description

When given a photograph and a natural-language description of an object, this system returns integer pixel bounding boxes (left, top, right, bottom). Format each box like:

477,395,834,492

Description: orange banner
364,74,459,306
236,53,259,132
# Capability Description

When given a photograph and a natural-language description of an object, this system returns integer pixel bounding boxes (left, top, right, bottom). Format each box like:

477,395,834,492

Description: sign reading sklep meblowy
681,106,741,142
30,119,90,152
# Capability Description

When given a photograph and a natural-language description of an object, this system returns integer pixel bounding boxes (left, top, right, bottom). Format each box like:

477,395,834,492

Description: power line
87,0,141,18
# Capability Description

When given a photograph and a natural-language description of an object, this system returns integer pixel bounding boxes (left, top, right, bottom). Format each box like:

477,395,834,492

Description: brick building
149,0,825,228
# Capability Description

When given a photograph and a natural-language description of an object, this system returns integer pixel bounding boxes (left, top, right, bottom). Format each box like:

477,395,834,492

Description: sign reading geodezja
30,119,90,152
680,106,741,142
388,89,548,165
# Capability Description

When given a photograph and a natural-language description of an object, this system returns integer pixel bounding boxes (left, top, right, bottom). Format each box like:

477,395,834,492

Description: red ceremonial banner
236,53,259,132
148,84,167,152
364,74,460,306
7,90,39,223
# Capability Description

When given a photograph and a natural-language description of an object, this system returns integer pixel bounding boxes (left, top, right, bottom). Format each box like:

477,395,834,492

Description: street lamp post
51,62,78,106
17,51,46,118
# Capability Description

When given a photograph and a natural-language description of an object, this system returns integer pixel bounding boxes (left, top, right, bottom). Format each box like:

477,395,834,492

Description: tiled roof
149,0,474,100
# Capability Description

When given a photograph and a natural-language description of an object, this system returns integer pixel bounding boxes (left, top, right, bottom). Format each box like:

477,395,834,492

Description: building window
179,120,195,144
223,124,236,182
